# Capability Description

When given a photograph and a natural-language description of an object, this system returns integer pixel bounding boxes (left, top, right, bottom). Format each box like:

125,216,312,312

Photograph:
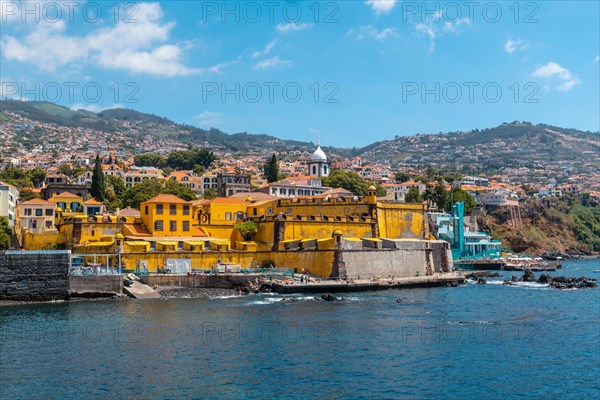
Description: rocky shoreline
155,286,237,299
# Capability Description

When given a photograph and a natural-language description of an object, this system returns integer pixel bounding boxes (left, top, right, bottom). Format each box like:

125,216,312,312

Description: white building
308,144,330,178
0,182,19,227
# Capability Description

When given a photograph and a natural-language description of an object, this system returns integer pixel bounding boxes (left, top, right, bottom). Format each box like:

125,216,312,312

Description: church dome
310,145,327,162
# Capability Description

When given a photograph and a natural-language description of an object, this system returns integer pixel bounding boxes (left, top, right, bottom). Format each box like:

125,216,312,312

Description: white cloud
532,62,581,92
276,23,313,33
0,2,213,77
557,79,582,92
70,103,124,113
504,38,529,55
195,111,223,126
532,62,572,80
365,0,397,15
413,14,471,52
254,56,292,70
350,25,398,41
252,40,276,58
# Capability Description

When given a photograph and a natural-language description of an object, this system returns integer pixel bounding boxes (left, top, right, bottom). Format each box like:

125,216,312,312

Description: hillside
1,101,598,171
362,122,599,173
0,100,351,155
477,198,600,256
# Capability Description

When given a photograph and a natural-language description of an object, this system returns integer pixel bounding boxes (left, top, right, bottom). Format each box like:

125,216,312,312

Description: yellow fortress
15,187,451,278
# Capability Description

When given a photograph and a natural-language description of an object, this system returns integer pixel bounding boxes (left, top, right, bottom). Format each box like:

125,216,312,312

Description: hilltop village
1,107,599,261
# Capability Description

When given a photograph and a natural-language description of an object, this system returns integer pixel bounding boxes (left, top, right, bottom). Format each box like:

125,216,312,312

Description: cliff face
476,198,600,256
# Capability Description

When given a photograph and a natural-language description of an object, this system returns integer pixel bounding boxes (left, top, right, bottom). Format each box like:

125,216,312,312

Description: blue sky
1,0,599,147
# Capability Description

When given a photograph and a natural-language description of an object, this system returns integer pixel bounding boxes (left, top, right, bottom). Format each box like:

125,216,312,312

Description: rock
465,272,500,280
476,278,487,285
520,269,537,282
537,274,553,284
396,298,404,303
321,293,337,301
511,276,517,282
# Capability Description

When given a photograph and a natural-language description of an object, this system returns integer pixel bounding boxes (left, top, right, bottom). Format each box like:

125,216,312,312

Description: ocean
1,259,599,399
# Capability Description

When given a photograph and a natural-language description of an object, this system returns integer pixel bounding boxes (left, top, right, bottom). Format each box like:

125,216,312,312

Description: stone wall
0,250,70,301
69,276,123,296
338,240,452,279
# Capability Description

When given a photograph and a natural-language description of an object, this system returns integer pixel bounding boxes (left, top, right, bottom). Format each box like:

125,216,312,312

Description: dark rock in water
476,278,487,285
280,298,300,303
396,298,404,303
511,276,517,282
537,274,553,284
450,281,458,287
465,272,500,279
321,293,337,301
520,269,537,282
548,276,597,289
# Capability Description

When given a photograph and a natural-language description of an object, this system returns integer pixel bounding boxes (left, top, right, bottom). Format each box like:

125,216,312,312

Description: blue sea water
1,259,599,400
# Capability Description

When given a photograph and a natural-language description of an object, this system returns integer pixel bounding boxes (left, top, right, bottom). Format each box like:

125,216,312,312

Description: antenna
317,133,320,147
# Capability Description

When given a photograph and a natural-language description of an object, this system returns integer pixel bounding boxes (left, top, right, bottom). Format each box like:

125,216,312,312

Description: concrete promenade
267,272,465,294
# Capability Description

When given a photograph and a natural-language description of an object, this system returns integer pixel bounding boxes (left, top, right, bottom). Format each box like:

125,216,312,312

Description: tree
90,154,105,201
433,181,448,211
18,189,40,202
0,216,12,250
264,154,279,183
104,175,126,210
203,188,217,200
322,170,386,197
134,153,165,168
449,189,476,213
108,155,113,164
26,167,46,187
122,179,163,209
57,163,72,177
196,149,216,169
404,186,424,203
395,172,410,183
164,180,197,201
234,221,258,241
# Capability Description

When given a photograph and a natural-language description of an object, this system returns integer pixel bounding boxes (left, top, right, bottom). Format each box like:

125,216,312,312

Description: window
183,205,190,215
25,208,32,216
182,221,190,231
156,204,163,215
45,221,52,228
235,212,245,220
35,209,43,216
225,212,232,221
144,206,148,215
170,204,177,215
45,209,53,216
267,208,273,214
170,220,177,231
154,220,163,231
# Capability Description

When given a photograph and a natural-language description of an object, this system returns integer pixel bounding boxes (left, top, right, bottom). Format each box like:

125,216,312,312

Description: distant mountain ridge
1,100,598,169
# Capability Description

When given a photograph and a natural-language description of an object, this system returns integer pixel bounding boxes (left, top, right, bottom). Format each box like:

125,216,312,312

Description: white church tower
308,140,329,178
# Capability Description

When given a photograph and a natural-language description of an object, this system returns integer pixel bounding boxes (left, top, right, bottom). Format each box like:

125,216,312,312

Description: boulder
537,274,553,284
477,278,487,285
321,293,337,301
520,269,537,282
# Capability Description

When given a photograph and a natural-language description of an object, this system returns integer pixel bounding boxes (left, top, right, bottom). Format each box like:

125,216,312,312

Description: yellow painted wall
119,249,336,276
141,201,194,236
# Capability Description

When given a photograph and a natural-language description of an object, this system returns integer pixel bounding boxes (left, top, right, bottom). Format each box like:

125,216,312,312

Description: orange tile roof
19,199,54,205
54,191,81,198
211,197,247,204
142,194,190,204
84,199,103,205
